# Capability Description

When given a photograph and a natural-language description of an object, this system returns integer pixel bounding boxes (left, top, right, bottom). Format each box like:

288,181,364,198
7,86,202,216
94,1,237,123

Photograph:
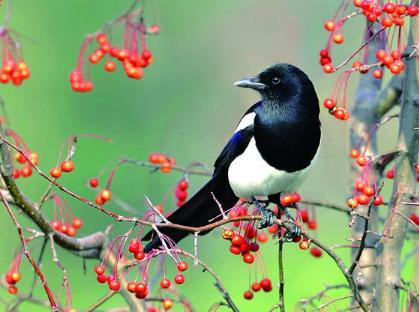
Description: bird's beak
233,76,266,91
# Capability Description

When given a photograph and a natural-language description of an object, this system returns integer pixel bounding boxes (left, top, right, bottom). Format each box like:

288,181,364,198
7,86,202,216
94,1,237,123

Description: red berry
176,261,188,272
323,20,336,31
178,179,189,191
257,231,268,243
407,5,418,16
160,278,171,289
229,245,241,255
134,251,145,261
383,2,396,14
11,272,21,283
231,235,244,246
61,160,74,173
376,49,387,60
96,33,108,45
260,278,272,291
95,265,105,275
363,186,375,197
49,167,61,178
323,64,334,73
323,98,336,110
127,282,136,293
249,242,260,252
319,49,329,58
347,198,359,209
307,220,317,230
393,16,404,26
12,169,20,179
162,299,173,310
66,226,77,237
310,247,322,257
300,209,309,223
356,156,367,167
410,213,419,225
243,290,253,300
332,33,344,44
89,177,99,188
373,194,384,206
8,285,18,295
333,108,346,120
251,282,261,292
355,180,365,192
373,69,383,79
108,280,121,291
386,169,395,179
243,253,255,264
350,149,360,159
21,166,32,177
97,274,107,283
104,60,116,72
357,194,370,205
174,274,185,284
135,282,147,293
100,189,112,202
381,16,393,28
128,239,140,253
299,240,309,250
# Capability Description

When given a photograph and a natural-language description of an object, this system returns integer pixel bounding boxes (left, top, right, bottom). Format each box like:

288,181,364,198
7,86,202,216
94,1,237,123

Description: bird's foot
251,196,274,229
282,208,301,241
283,221,301,241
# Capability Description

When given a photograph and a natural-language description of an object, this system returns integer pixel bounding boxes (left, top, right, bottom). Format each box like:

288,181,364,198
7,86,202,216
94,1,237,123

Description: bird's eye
271,77,280,85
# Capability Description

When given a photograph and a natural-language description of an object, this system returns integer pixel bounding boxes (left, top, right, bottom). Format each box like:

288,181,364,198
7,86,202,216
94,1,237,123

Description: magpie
143,63,321,252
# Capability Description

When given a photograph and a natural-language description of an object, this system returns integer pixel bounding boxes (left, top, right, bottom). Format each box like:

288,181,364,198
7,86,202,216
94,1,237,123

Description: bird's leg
277,202,301,241
251,196,274,229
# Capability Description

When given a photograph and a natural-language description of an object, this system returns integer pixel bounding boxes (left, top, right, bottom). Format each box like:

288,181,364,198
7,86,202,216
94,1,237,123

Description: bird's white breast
228,138,318,199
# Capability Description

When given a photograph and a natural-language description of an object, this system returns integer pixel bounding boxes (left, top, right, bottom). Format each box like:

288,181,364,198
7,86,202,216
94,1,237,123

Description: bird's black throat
254,88,321,173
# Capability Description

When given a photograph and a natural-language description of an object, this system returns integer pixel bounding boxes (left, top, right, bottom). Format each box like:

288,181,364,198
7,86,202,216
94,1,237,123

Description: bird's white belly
228,138,316,199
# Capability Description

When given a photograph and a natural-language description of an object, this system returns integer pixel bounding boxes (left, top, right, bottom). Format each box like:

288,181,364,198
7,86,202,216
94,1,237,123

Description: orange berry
49,167,61,178
100,189,112,202
332,33,344,44
160,162,172,173
61,160,75,173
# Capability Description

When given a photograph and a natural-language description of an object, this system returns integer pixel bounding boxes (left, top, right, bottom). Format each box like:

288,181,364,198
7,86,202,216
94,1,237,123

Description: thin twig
278,241,285,312
0,192,58,310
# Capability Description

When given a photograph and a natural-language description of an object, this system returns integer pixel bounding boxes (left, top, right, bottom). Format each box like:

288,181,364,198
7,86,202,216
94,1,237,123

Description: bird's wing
213,102,260,176
213,125,254,176
233,101,261,133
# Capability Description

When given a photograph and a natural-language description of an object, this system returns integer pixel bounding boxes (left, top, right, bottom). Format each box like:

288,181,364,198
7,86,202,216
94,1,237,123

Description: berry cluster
320,1,418,121
0,30,31,86
346,149,384,209
13,151,38,179
296,208,322,258
148,152,176,173
48,194,83,237
223,230,259,264
243,278,273,300
70,2,158,92
175,178,189,207
49,160,75,179
4,252,22,295
6,129,38,179
128,239,145,261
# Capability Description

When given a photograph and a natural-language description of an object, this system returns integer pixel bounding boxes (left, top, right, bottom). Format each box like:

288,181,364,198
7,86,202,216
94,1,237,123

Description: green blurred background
0,0,409,311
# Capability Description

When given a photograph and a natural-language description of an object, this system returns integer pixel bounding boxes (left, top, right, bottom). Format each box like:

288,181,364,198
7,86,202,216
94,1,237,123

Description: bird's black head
234,63,318,110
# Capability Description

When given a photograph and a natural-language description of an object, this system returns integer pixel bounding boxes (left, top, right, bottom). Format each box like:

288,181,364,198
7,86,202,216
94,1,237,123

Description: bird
143,63,321,253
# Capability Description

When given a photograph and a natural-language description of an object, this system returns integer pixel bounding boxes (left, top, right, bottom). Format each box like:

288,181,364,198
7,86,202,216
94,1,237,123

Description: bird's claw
258,209,274,229
251,196,275,229
283,222,301,241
